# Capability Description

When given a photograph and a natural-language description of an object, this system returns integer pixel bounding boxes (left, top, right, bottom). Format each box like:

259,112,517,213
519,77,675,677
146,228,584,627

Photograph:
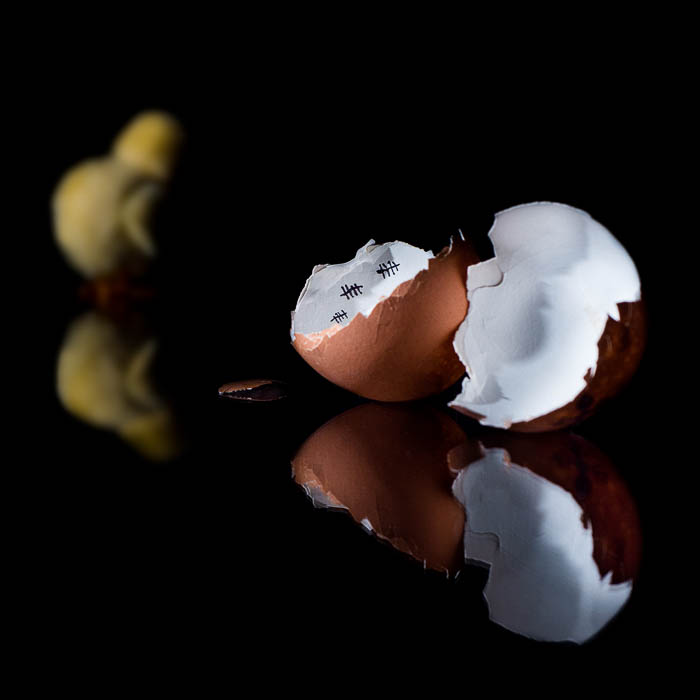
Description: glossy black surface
26,81,670,672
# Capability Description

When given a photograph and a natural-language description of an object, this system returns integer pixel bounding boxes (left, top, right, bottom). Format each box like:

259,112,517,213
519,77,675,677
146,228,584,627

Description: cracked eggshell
291,237,479,401
450,431,642,584
292,402,469,574
450,203,646,431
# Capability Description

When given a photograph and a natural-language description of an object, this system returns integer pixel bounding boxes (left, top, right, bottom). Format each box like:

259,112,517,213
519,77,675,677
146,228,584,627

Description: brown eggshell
292,238,479,401
449,430,642,584
513,300,647,432
451,300,647,432
292,402,470,575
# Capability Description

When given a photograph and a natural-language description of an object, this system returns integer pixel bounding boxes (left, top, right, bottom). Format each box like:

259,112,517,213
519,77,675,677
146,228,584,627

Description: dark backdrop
23,64,673,680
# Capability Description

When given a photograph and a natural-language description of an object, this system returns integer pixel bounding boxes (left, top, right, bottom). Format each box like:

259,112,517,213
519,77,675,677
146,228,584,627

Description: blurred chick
56,312,182,462
52,158,161,278
52,111,183,279
112,111,184,181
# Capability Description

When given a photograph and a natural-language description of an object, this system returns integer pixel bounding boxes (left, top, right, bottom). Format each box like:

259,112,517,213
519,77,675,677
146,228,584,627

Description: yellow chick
52,157,161,278
112,110,184,181
52,111,183,279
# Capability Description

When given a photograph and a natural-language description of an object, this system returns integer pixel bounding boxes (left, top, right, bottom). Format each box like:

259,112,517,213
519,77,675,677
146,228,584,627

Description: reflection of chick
56,312,181,462
52,111,183,279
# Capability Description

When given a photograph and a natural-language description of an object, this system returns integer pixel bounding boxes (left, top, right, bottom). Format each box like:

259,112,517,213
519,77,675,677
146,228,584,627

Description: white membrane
450,203,641,427
452,447,632,644
301,483,347,510
291,240,432,337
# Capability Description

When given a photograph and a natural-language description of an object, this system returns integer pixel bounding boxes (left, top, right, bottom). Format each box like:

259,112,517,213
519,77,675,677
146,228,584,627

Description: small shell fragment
217,379,288,401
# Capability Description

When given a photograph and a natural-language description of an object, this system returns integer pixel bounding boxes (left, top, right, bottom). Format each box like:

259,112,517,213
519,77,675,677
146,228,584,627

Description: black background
20,46,677,681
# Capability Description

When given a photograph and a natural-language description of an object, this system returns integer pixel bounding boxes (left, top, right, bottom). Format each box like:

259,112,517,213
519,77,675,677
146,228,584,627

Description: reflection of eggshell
292,402,469,574
292,238,479,401
474,431,642,583
450,431,642,643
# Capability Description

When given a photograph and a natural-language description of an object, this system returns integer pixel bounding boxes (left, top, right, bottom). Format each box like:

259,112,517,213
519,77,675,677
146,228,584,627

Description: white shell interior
301,482,347,510
450,202,641,428
452,446,632,644
291,240,432,337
